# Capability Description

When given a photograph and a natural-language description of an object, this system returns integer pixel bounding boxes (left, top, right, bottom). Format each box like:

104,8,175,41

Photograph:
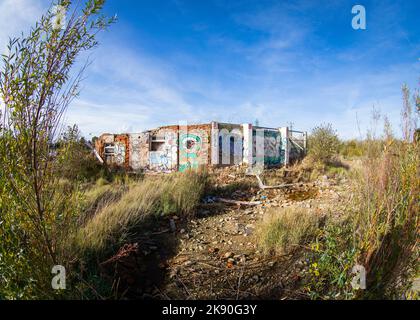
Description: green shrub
308,123,340,164
300,156,349,181
56,125,103,183
339,140,364,158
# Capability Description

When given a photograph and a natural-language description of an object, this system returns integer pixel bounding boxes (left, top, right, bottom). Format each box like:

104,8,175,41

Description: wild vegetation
307,123,340,164
0,0,418,301
76,171,209,254
256,207,321,255
0,0,116,299
257,87,419,299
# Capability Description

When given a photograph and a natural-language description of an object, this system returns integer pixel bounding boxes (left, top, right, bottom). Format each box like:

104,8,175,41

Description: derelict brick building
95,122,307,172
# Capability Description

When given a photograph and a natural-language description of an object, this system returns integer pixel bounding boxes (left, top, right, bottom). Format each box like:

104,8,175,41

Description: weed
257,207,321,254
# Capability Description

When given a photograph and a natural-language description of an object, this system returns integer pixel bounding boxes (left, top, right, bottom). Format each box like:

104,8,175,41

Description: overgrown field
2,135,418,299
1,0,418,301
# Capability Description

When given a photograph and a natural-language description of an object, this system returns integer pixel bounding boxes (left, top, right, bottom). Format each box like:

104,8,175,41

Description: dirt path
157,172,350,299
105,167,352,299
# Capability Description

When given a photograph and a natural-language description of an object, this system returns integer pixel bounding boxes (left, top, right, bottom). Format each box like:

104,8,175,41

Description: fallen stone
224,252,234,259
183,260,194,267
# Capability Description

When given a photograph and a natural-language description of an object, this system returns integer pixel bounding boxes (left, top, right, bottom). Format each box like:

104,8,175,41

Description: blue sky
1,0,419,139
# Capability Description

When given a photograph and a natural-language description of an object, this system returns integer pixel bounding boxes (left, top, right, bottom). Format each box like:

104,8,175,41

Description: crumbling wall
289,130,307,163
96,133,136,169
263,130,282,166
114,134,130,168
149,126,178,171
95,133,113,155
252,128,282,167
96,133,117,166
129,133,149,170
95,122,306,172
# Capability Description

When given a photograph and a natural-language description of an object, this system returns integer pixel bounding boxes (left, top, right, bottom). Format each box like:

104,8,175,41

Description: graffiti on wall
179,133,202,172
280,136,288,165
149,131,178,171
264,130,282,166
114,142,126,165
129,134,143,170
252,129,282,166
95,123,304,173
150,151,172,171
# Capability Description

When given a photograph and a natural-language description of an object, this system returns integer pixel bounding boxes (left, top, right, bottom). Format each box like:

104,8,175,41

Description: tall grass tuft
75,170,208,254
352,140,419,298
256,207,321,254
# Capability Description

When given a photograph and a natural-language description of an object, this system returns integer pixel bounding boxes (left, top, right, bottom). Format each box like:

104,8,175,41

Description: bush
256,207,321,254
299,155,349,182
308,124,340,164
340,140,364,158
56,125,103,182
303,87,420,300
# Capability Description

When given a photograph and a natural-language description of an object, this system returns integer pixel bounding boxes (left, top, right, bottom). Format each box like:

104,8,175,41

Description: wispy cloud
66,44,208,136
0,0,49,50
1,0,419,140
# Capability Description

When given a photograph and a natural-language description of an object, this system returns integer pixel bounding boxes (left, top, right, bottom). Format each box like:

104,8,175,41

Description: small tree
308,123,340,164
56,124,102,181
0,0,115,298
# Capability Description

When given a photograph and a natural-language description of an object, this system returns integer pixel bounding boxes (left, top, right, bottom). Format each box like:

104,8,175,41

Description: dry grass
74,170,208,253
256,207,321,254
352,140,420,298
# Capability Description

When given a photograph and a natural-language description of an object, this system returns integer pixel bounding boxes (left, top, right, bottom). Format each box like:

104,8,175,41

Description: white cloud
66,41,417,140
66,45,210,136
0,0,49,51
2,0,415,141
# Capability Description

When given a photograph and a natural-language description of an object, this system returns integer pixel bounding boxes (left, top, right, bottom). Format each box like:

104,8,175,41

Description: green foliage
352,140,419,299
304,89,420,299
0,0,114,299
325,165,348,178
56,125,103,182
299,155,349,182
304,222,357,300
0,192,38,299
308,123,340,164
339,140,364,158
